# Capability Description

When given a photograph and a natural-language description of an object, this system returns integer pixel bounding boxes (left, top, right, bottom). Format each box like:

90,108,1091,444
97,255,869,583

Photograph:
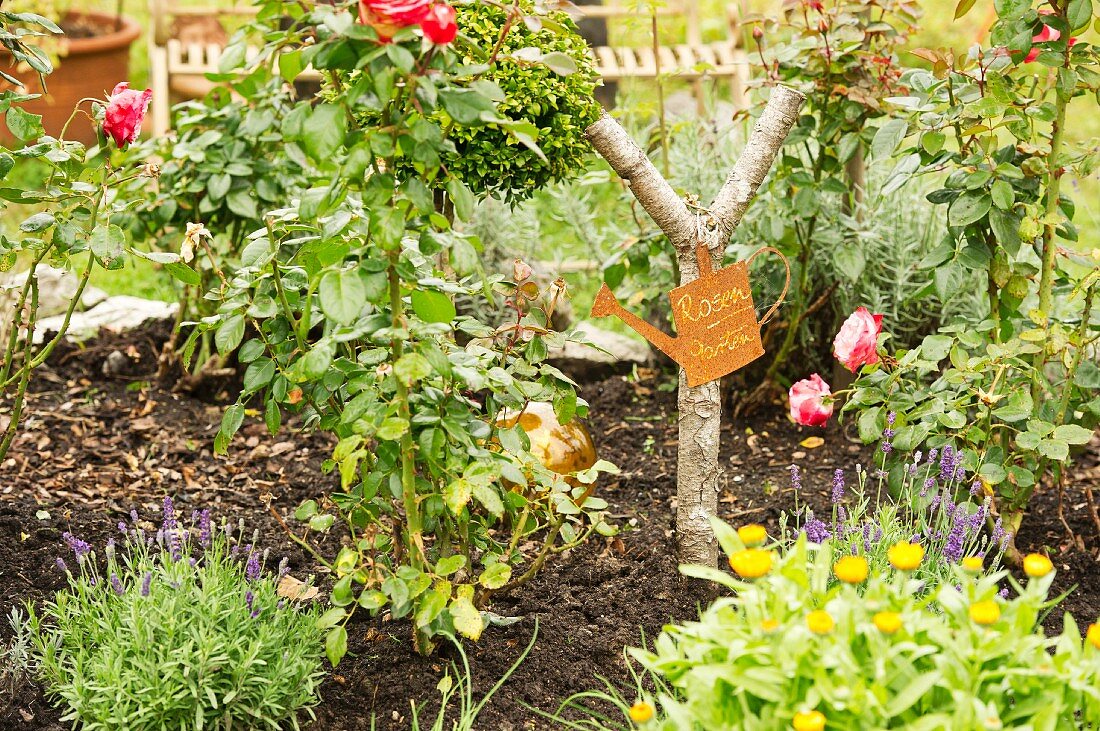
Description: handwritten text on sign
590,247,788,387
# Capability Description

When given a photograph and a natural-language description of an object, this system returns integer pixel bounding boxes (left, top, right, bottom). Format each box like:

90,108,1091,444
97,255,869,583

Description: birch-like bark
586,85,805,566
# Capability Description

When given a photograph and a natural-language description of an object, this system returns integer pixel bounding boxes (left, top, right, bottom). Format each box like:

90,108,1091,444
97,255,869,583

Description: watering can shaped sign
591,245,789,387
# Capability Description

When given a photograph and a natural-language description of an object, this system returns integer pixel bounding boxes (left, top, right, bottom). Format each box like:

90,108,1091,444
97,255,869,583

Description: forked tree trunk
585,85,805,566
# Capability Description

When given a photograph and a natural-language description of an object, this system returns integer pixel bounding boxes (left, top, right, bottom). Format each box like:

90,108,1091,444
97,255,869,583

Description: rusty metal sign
591,245,789,387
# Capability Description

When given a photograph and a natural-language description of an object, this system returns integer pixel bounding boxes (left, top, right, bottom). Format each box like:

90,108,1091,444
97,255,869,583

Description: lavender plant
28,499,324,730
0,608,35,711
787,425,1010,592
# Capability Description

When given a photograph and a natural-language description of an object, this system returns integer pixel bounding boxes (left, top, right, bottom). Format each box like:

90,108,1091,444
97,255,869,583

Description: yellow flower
961,556,983,573
833,555,869,584
792,710,826,731
738,524,768,547
761,618,780,633
629,701,654,724
1086,623,1100,651
873,611,902,635
970,600,1001,626
888,541,924,571
807,609,834,635
729,548,773,579
1023,553,1053,579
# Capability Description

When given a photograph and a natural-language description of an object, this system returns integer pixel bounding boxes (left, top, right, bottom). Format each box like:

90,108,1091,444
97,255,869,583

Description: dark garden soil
0,322,1097,730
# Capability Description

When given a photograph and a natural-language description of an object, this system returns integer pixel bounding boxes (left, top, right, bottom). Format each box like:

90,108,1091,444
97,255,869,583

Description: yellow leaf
800,436,825,449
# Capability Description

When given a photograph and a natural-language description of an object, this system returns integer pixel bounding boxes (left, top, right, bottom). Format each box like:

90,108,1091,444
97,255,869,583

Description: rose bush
201,0,615,657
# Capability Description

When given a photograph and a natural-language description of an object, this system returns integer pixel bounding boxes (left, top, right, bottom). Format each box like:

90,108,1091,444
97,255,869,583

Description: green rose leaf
319,268,366,325
411,289,456,324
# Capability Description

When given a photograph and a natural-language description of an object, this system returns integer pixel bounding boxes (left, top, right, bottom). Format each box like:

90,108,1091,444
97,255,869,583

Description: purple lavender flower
970,480,982,496
991,518,1004,546
130,509,139,523
189,557,198,567
277,557,289,578
910,534,921,543
940,489,956,520
162,496,177,531
198,509,212,547
862,523,872,552
944,512,967,563
141,572,152,596
245,590,259,618
62,532,92,559
105,538,115,560
246,552,261,582
118,521,128,535
881,413,896,453
168,529,181,564
789,464,802,492
953,464,965,481
110,574,124,596
832,469,846,504
967,498,990,534
939,446,956,484
873,469,888,479
55,557,68,573
920,477,936,498
803,511,832,543
999,587,1010,599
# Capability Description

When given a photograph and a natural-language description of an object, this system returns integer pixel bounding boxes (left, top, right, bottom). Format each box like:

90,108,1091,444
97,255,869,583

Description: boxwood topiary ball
443,0,601,202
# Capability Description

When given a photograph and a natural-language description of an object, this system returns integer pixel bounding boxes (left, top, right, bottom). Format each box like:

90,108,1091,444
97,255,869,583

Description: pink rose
833,306,883,372
789,374,833,427
1023,8,1077,62
358,0,433,42
420,3,457,45
103,83,152,148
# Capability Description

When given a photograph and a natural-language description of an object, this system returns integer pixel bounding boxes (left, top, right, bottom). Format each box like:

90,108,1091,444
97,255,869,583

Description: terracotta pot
1,12,141,145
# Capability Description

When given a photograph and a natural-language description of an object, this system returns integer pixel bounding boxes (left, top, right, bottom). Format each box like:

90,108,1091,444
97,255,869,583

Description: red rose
789,374,834,427
1023,8,1077,63
833,306,883,372
103,82,152,148
358,0,433,42
420,3,457,45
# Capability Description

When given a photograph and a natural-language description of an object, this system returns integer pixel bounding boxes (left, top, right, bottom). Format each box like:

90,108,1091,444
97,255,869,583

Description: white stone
35,296,178,343
551,320,650,367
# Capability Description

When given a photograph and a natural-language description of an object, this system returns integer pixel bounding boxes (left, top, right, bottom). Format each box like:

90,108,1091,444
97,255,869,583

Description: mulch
1,322,1097,730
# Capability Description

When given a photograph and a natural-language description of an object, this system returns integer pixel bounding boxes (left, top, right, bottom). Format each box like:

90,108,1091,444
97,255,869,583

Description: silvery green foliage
1,607,36,706
29,503,324,730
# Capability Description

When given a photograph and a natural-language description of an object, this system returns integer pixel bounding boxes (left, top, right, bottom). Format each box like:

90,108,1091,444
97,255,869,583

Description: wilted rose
103,83,152,148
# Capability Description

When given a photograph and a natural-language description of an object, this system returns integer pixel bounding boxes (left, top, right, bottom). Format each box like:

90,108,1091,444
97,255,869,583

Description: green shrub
624,523,1100,730
29,500,324,730
444,0,600,201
